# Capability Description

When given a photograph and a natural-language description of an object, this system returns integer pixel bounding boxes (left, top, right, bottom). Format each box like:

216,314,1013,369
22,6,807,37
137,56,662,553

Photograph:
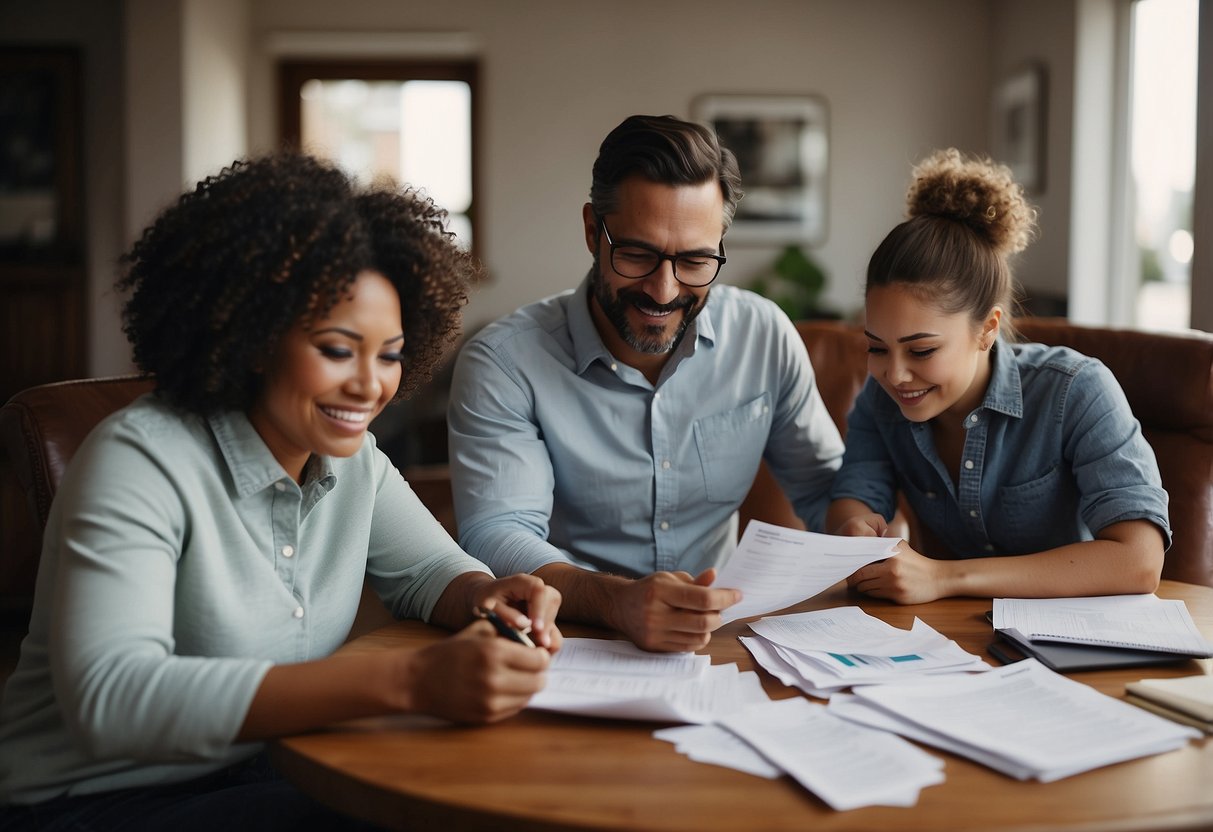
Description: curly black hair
117,152,478,414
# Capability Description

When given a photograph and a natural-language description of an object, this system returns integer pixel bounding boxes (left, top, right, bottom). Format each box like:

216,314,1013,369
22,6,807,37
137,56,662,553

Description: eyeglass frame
595,214,727,288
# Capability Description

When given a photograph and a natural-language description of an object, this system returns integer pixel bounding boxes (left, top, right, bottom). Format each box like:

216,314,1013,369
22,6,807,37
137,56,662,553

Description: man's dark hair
589,114,743,230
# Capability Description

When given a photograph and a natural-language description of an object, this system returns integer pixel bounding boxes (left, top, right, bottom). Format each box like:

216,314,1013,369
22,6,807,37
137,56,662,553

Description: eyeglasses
597,215,726,288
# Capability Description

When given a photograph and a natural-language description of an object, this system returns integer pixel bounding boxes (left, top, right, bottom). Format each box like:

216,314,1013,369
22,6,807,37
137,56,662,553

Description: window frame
276,58,480,257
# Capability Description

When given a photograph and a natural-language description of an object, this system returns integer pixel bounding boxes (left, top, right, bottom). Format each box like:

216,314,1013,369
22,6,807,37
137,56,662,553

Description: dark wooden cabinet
0,46,86,614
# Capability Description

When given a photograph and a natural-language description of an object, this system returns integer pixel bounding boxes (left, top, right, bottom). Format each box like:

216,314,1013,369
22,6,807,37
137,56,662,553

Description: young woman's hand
846,542,949,604
468,573,563,651
833,512,890,538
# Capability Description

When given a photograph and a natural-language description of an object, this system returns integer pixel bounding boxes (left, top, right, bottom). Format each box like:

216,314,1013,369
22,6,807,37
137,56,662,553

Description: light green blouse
0,394,490,804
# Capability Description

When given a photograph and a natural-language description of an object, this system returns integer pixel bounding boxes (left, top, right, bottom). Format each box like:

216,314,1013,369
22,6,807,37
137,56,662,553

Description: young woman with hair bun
828,149,1168,604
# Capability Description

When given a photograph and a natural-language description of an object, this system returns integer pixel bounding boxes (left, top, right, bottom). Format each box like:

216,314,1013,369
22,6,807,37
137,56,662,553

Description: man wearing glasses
448,114,843,652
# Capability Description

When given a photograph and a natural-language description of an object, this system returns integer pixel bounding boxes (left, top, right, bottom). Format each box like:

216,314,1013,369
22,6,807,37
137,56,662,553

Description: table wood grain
273,580,1213,831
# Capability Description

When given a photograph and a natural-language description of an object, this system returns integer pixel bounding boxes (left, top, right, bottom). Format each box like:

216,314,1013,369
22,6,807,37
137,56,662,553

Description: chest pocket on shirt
693,393,772,504
993,464,1077,551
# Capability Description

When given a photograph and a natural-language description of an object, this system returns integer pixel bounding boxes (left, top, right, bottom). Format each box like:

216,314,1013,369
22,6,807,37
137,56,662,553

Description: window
1125,0,1198,330
278,61,477,251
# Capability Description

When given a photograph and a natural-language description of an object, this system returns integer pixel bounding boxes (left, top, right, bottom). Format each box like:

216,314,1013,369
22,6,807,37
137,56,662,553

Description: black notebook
988,627,1196,673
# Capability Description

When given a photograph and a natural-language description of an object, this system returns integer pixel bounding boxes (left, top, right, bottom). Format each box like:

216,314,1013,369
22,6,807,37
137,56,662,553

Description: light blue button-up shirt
0,394,489,804
830,340,1171,557
448,278,844,579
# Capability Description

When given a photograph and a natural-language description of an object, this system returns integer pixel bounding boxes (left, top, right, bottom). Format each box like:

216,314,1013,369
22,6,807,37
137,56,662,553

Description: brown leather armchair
739,319,1213,588
0,376,153,610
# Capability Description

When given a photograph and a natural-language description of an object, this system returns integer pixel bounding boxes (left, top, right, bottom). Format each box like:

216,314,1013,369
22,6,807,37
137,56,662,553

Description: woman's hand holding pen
390,571,561,724
467,573,563,651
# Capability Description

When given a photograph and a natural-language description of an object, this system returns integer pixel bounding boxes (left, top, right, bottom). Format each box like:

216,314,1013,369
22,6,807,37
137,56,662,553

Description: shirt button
654,391,662,400
282,544,295,558
762,405,769,414
274,482,286,492
660,521,670,531
969,510,978,518
610,362,618,371
969,414,979,424
293,606,304,619
964,460,975,470
661,459,671,469
925,491,937,499
984,544,995,552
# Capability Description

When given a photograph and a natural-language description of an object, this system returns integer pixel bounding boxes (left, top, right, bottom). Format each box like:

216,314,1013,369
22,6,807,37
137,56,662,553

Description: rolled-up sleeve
764,314,845,532
1063,361,1171,546
829,379,900,521
448,337,571,576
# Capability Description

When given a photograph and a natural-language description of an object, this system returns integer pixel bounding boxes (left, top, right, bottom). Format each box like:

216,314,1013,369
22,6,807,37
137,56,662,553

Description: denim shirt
830,340,1170,558
448,278,844,579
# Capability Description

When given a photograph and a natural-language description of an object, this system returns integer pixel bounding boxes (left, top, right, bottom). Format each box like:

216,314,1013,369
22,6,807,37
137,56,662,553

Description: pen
474,606,537,648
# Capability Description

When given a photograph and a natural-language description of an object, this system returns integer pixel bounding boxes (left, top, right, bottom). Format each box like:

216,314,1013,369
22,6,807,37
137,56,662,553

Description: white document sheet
719,698,945,811
653,723,783,778
551,637,711,677
992,595,1213,656
849,658,1200,782
528,644,769,723
714,521,899,623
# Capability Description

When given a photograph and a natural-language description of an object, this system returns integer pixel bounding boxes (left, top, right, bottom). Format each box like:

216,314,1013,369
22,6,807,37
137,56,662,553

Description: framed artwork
992,64,1047,194
692,94,829,245
0,47,82,262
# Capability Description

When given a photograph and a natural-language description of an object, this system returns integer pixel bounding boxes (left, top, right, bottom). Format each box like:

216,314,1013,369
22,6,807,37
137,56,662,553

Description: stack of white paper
740,606,990,696
653,723,783,779
992,595,1213,656
714,698,945,810
714,521,899,623
527,638,770,722
828,658,1200,781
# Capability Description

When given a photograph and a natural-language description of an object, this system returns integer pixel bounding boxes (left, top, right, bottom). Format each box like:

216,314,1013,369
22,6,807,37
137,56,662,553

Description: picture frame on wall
992,64,1047,194
692,93,829,246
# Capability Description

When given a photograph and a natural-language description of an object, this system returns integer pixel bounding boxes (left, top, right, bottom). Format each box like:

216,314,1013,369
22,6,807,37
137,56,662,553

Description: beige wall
248,0,996,331
6,0,1104,376
990,0,1077,307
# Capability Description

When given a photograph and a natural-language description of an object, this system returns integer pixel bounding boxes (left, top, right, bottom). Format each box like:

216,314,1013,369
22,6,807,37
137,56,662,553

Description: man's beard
590,261,707,355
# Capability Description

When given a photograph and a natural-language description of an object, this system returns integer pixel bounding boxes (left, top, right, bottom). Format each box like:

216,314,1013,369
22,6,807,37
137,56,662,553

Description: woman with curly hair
827,149,1168,604
0,153,561,830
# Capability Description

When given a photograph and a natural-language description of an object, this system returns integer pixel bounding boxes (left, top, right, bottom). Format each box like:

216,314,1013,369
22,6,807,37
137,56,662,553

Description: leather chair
0,376,153,610
739,319,1213,588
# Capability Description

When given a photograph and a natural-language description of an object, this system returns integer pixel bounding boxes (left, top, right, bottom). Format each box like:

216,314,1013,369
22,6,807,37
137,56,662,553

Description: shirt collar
567,271,718,375
207,409,337,496
979,340,1024,418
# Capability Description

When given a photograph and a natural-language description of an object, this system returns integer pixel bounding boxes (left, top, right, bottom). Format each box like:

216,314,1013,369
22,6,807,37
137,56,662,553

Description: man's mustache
619,287,696,314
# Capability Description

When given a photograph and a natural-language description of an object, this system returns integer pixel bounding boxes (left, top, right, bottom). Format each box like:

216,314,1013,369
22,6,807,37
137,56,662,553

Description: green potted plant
748,244,838,320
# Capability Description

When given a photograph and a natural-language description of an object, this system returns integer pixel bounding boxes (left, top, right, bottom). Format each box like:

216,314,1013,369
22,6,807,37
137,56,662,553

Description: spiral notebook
988,626,1194,673
991,595,1213,658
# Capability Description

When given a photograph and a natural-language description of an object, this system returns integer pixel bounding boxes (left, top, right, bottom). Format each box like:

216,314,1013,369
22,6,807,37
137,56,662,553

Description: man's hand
607,568,741,652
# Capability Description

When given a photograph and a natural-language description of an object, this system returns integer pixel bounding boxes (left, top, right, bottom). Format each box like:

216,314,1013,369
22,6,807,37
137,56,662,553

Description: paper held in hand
714,521,898,623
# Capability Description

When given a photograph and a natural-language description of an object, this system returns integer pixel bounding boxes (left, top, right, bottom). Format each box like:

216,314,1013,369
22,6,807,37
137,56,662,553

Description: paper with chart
526,637,769,722
992,595,1213,656
740,606,989,695
714,521,898,623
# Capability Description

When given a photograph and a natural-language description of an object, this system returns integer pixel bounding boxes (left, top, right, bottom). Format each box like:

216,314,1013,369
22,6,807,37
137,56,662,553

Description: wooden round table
273,580,1213,831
